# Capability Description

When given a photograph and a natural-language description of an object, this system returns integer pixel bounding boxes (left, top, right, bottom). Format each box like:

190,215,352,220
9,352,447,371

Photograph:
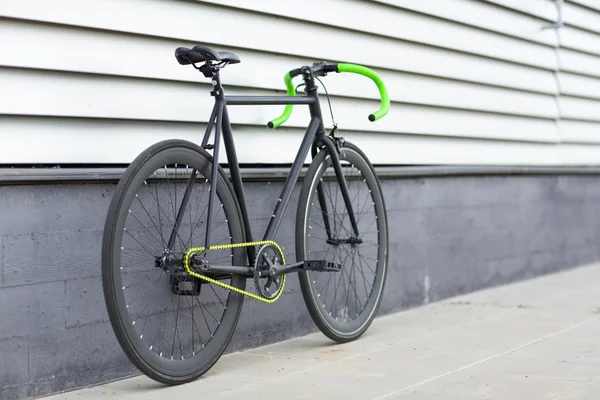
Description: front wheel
296,141,388,342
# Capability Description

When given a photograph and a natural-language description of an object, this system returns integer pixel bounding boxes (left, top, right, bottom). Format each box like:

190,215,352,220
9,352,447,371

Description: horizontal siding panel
371,105,559,143
0,117,564,165
568,0,600,12
0,68,559,143
0,117,301,165
559,96,600,122
559,143,600,164
558,72,600,99
563,1,600,34
0,21,558,119
558,120,600,143
373,0,558,46
558,47,600,79
483,0,558,20
198,0,559,69
331,73,558,118
0,0,558,94
361,134,564,166
560,26,600,56
556,1,600,153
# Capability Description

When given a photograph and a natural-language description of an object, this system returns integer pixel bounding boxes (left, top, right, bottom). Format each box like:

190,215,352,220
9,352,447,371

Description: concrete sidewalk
43,263,600,400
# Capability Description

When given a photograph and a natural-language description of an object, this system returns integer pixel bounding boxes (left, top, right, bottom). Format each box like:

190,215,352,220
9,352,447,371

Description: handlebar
267,63,390,129
266,71,297,129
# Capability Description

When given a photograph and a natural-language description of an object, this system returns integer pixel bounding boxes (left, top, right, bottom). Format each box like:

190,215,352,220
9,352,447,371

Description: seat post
209,69,225,99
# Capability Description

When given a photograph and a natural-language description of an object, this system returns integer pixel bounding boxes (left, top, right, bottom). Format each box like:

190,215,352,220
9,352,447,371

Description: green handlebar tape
268,63,389,128
267,72,296,129
337,63,390,122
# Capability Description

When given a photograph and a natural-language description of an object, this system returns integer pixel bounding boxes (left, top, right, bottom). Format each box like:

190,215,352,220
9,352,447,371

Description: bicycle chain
183,240,286,304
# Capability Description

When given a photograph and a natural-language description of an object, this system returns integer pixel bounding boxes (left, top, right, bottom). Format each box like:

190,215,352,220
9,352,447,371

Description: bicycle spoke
302,145,385,334
105,142,245,380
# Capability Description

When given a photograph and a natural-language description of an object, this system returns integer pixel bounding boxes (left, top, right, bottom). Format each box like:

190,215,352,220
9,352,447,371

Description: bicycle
101,44,390,384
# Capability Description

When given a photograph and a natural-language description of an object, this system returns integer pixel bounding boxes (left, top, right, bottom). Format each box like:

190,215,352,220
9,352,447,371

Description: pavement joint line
550,385,581,399
212,333,403,396
211,303,520,397
219,278,595,395
370,315,600,400
549,376,600,399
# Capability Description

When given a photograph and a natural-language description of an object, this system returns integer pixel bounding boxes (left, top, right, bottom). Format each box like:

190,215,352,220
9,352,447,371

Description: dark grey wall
2,174,600,399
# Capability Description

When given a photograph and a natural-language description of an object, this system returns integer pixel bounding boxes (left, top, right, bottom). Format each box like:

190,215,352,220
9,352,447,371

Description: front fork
313,133,361,241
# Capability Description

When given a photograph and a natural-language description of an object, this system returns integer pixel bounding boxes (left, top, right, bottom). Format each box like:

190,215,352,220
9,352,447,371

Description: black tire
102,139,246,384
296,141,388,342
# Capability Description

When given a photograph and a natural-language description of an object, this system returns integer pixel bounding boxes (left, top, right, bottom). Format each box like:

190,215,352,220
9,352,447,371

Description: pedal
303,260,342,272
170,272,202,296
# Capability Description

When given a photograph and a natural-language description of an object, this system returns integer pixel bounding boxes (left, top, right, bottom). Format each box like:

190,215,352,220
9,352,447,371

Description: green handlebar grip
337,63,390,122
267,72,296,129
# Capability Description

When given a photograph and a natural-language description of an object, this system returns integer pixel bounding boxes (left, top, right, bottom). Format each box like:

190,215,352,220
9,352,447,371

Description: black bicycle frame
169,68,361,267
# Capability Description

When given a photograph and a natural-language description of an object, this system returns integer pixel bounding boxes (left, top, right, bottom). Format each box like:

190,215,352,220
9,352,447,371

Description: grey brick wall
1,174,600,399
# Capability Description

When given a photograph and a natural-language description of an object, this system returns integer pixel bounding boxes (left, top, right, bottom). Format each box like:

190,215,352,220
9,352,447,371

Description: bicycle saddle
175,45,241,65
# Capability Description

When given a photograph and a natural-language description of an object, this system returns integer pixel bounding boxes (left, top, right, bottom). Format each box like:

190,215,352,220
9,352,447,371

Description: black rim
301,145,387,337
104,142,245,379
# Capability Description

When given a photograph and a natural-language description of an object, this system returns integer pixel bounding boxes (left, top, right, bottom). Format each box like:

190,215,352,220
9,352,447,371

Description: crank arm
269,261,305,277
192,264,254,276
270,260,342,277
185,259,341,278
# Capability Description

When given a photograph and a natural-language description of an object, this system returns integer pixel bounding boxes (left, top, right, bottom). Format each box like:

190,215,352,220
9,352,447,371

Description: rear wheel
296,141,388,342
102,139,246,384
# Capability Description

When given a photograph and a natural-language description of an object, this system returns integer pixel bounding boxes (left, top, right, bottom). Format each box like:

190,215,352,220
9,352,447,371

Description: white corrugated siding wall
557,0,600,164
0,0,598,166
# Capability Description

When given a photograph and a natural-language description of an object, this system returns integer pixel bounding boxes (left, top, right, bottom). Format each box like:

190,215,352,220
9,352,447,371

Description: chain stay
183,240,286,304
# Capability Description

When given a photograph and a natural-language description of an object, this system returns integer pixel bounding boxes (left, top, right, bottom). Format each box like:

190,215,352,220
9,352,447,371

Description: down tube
263,117,320,241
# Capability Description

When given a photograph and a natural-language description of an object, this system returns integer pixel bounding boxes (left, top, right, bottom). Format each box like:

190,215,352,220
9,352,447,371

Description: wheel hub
154,250,184,271
154,250,204,296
